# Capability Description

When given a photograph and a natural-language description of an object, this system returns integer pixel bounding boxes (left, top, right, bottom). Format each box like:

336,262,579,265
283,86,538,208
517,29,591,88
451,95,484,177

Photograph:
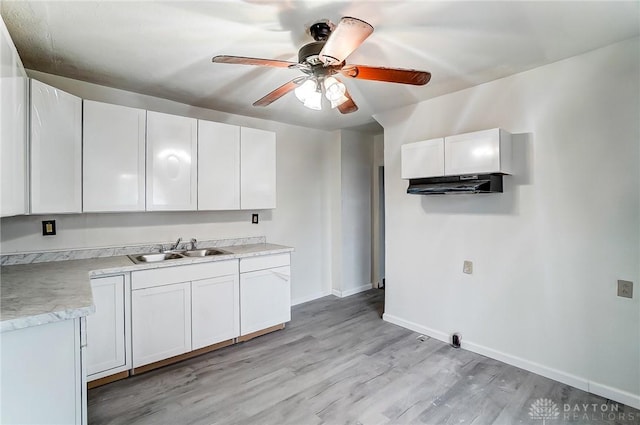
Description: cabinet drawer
132,259,238,290
240,253,290,273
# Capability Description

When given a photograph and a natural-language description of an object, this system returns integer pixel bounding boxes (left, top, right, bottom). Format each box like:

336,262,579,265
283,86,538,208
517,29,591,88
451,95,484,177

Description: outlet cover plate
617,280,633,299
463,260,473,274
42,220,56,236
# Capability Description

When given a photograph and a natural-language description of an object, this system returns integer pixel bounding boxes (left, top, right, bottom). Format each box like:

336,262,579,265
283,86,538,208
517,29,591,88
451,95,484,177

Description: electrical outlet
463,260,473,274
42,220,56,236
617,280,633,299
252,213,259,224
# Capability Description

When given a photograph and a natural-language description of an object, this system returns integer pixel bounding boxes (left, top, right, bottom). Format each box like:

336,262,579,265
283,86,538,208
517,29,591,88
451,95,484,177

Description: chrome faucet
190,238,197,250
169,237,182,251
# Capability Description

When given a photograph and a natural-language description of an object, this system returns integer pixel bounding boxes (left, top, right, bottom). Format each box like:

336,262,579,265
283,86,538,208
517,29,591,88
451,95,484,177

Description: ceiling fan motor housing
309,21,333,41
298,41,325,65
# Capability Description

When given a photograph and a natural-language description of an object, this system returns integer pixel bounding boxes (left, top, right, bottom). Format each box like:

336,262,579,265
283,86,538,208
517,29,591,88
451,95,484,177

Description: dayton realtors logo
562,402,636,422
528,398,637,423
529,398,559,424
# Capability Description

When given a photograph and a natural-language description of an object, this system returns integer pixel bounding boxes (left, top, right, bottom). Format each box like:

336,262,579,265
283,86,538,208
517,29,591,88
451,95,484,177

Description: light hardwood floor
88,290,639,425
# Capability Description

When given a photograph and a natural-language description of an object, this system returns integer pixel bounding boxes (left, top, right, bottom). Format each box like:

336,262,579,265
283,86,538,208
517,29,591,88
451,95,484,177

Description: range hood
407,174,503,195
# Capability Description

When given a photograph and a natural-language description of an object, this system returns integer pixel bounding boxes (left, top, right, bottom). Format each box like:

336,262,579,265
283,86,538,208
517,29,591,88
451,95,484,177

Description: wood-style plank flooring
88,290,639,425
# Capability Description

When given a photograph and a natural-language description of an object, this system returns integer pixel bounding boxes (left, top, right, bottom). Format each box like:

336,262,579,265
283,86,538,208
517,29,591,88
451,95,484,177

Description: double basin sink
128,248,230,264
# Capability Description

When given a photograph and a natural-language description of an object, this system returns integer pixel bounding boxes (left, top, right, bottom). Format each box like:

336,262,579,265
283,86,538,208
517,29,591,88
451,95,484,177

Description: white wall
340,130,373,295
371,133,385,287
375,37,640,408
326,129,374,297
0,71,337,305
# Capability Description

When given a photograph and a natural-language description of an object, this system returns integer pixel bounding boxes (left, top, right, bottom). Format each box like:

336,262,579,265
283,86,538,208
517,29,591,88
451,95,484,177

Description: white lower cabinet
128,254,291,370
240,254,291,336
132,282,192,368
192,274,240,350
86,275,130,380
131,260,238,368
1,318,86,425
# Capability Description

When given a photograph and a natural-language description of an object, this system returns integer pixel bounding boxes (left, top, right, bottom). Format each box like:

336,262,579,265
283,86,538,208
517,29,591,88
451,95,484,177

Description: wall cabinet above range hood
401,128,512,195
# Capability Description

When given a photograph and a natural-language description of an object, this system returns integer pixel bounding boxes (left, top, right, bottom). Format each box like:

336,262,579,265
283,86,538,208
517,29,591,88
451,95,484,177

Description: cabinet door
0,22,27,217
401,138,444,179
192,274,240,349
83,101,146,212
240,266,291,335
30,79,82,213
1,319,81,425
146,111,197,211
445,128,504,176
198,120,240,210
86,275,126,377
240,127,276,210
132,282,191,368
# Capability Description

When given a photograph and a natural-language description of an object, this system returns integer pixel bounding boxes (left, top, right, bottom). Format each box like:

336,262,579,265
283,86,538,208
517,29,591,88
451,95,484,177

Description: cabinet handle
270,270,290,281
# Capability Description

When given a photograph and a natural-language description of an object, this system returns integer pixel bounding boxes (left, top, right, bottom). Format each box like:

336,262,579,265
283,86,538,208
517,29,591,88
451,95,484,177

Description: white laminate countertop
1,243,293,333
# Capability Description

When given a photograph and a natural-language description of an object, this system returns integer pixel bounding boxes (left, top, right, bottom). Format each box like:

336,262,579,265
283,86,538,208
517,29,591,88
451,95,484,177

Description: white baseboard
382,314,640,410
462,340,589,392
332,283,373,298
589,381,640,410
291,290,331,306
383,314,450,343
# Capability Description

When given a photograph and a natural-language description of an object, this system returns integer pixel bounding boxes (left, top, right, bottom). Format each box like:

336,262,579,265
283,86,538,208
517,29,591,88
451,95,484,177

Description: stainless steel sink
181,248,228,257
130,253,184,263
128,248,229,264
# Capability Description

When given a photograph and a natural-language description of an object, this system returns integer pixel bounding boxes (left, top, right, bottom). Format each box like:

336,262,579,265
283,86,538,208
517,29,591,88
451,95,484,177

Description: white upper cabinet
30,79,82,214
197,120,240,210
146,111,197,211
0,20,28,217
83,100,146,212
240,127,276,210
444,128,513,176
401,138,444,179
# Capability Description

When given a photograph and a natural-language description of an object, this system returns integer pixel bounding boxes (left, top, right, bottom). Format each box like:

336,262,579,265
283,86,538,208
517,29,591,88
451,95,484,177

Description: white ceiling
2,1,639,131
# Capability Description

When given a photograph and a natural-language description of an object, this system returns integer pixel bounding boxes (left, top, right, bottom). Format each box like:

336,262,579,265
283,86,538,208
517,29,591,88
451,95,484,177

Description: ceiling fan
212,17,431,114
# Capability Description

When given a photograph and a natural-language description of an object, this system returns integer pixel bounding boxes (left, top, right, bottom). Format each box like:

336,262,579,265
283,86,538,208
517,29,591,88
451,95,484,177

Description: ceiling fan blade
212,55,297,68
253,77,307,107
337,88,358,114
340,65,431,86
319,17,374,65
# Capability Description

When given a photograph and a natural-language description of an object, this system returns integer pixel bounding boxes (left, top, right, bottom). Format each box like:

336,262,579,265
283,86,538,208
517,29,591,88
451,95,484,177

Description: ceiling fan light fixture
303,90,322,110
294,79,317,102
323,76,347,103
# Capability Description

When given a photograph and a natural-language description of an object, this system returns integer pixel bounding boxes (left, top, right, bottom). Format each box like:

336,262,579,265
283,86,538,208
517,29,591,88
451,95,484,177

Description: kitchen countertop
0,243,293,333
